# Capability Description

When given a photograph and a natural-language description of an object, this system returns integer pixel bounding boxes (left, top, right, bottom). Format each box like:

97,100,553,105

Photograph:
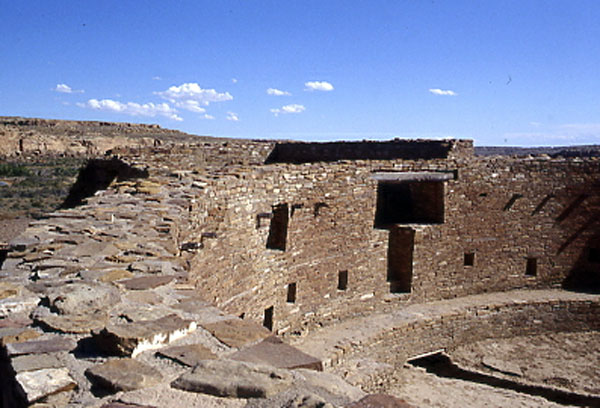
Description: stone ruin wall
183,140,600,336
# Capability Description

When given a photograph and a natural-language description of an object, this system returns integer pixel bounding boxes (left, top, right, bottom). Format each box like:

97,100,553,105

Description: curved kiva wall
346,295,600,370
188,146,600,335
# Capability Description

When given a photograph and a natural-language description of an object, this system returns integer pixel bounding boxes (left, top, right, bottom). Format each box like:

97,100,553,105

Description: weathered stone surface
124,290,164,305
94,314,196,357
46,282,120,315
6,337,76,357
230,336,322,371
284,394,333,408
345,394,414,408
156,344,217,366
101,403,156,408
11,353,64,373
171,359,292,398
0,294,40,317
0,316,32,328
15,367,76,404
202,319,271,348
85,358,163,392
99,269,134,283
0,282,19,299
117,275,175,290
482,356,524,377
35,310,109,334
0,328,40,346
119,384,246,407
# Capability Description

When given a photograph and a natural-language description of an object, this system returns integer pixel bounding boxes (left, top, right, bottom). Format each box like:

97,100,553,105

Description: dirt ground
0,217,30,243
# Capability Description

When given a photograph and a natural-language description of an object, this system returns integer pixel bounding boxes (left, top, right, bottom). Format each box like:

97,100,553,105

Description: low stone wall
344,296,600,370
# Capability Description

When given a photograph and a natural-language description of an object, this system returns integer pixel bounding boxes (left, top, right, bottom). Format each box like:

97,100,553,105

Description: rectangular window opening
263,306,274,331
526,257,537,276
464,252,475,267
286,282,297,303
338,270,348,291
266,203,289,250
375,181,444,228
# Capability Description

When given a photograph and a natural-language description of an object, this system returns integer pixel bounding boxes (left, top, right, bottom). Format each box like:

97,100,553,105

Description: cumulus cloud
428,88,457,96
304,81,334,92
79,98,182,121
267,88,291,96
226,112,239,121
270,104,306,116
54,83,84,94
155,83,233,113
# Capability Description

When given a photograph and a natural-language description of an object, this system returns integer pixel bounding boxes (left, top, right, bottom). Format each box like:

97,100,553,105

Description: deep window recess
589,248,600,263
286,282,297,303
0,249,8,270
338,270,348,290
388,226,415,293
266,204,289,250
374,181,444,228
464,252,475,266
526,257,538,276
263,306,274,331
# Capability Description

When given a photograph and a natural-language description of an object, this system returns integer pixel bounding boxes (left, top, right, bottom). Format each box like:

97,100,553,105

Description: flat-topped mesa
264,139,474,163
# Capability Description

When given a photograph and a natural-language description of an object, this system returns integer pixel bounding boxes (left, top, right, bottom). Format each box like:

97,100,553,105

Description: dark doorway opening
0,249,8,270
526,257,538,276
266,204,289,251
374,181,444,228
388,226,415,293
263,306,274,331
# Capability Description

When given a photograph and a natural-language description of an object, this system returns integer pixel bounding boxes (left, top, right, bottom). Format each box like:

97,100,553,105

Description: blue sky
1,1,599,146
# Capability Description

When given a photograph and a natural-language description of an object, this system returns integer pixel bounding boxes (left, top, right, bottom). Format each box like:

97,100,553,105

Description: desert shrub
0,163,30,177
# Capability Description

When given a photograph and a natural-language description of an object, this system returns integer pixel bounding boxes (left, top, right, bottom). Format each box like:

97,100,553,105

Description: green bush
0,163,30,177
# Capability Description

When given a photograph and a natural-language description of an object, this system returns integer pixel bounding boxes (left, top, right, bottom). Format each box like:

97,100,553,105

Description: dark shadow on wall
562,229,600,294
60,158,148,209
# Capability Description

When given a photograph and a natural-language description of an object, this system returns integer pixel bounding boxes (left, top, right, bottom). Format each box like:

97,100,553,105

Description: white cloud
428,88,457,96
79,98,182,121
503,123,600,146
231,78,238,83
304,81,334,92
54,83,84,94
203,114,215,120
226,112,239,121
152,76,162,81
174,100,206,113
155,83,233,112
270,104,306,116
267,88,291,96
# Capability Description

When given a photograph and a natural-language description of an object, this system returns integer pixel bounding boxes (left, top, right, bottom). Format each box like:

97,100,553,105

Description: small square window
464,252,475,267
338,270,348,290
589,248,600,263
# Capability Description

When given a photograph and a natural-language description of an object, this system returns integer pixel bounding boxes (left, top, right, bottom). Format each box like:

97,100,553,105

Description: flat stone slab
0,282,19,299
0,294,40,317
15,367,77,404
0,328,40,346
11,353,64,373
171,359,292,398
6,337,76,357
86,358,163,393
119,384,246,408
35,310,109,334
0,316,32,328
99,269,135,283
117,275,175,290
46,282,120,315
94,314,196,357
346,394,414,407
230,336,322,371
156,344,217,366
202,319,271,348
101,403,156,408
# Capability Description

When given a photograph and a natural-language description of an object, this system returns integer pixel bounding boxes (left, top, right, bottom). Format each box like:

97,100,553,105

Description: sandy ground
0,217,30,242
